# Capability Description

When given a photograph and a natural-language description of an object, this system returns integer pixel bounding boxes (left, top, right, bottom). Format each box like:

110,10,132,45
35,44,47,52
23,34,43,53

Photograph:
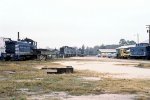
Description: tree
119,39,127,46
81,45,85,55
100,44,106,49
127,40,136,45
119,39,136,46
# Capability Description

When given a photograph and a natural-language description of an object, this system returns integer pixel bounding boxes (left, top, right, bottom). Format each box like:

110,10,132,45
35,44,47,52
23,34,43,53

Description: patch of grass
115,63,138,66
136,63,150,69
0,81,17,97
42,74,98,95
11,95,27,100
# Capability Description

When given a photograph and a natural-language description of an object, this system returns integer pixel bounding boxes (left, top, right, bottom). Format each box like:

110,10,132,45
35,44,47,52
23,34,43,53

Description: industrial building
98,49,116,57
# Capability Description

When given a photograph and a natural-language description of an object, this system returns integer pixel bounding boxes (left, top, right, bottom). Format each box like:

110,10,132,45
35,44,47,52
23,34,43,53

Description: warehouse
98,49,116,57
0,37,11,59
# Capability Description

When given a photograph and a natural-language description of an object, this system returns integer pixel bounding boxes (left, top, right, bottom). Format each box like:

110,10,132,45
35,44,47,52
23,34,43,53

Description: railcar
130,43,150,59
116,45,135,59
2,38,37,60
60,46,76,57
1,32,52,61
116,48,130,59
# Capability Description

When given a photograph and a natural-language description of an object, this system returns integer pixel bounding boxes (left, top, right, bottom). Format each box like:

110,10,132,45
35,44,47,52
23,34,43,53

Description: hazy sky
0,0,150,48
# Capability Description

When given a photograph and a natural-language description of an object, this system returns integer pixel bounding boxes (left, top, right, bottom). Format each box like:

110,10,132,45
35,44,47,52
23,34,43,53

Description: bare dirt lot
57,57,150,79
0,57,150,100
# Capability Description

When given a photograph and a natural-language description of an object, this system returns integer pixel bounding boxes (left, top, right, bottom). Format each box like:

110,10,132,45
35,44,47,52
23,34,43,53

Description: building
98,49,116,57
0,37,11,58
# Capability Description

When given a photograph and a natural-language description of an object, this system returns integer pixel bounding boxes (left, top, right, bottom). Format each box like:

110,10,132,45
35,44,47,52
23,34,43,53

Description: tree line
81,39,136,55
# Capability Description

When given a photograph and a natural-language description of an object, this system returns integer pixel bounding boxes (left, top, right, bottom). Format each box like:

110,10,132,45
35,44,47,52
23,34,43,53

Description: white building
98,49,116,57
0,37,10,57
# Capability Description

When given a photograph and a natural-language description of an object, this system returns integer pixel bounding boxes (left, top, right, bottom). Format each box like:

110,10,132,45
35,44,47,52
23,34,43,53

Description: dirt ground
56,57,150,79
1,57,150,100
28,92,136,100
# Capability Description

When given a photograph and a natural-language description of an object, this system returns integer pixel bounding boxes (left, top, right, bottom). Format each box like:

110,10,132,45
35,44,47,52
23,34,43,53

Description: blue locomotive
1,32,39,60
130,43,150,59
60,46,76,57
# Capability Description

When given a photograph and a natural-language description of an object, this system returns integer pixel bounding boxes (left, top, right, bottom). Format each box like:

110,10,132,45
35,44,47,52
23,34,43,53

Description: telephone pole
137,33,139,44
146,25,150,44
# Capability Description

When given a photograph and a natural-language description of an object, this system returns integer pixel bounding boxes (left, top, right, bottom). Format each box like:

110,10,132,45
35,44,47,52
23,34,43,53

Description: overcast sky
0,0,150,48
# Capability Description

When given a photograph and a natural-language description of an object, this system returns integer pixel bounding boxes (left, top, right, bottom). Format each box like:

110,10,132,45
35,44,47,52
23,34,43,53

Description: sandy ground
28,92,135,100
66,94,135,100
56,57,150,79
27,57,150,100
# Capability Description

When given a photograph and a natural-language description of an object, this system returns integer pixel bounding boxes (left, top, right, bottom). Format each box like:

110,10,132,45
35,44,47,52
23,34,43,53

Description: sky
0,0,150,48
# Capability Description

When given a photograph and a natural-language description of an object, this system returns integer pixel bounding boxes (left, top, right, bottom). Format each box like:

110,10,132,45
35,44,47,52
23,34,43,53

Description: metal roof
116,45,135,49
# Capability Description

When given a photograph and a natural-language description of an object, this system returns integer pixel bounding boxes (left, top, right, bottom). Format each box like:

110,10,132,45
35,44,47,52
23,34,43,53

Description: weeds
136,63,150,69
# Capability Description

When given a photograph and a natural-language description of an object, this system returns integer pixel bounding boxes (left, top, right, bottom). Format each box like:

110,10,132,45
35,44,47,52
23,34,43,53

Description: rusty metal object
42,66,73,74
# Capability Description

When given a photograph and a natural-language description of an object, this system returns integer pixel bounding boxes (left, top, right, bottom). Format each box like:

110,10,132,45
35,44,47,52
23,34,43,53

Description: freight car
130,43,150,59
60,46,76,57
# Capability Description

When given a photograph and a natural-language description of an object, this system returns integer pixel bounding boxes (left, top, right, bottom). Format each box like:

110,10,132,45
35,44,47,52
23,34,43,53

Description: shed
99,49,116,53
0,37,11,57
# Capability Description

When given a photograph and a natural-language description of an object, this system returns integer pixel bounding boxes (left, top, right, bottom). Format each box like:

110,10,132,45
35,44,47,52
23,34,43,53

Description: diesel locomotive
130,43,150,59
0,32,51,61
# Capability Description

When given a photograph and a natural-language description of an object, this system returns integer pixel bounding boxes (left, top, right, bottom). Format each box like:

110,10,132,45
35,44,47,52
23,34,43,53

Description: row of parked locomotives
0,32,51,61
116,43,150,59
59,46,76,57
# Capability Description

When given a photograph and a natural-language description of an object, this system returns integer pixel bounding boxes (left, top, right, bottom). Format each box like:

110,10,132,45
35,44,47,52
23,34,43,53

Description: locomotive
130,43,150,59
1,32,51,61
116,45,135,59
60,46,76,57
116,43,150,59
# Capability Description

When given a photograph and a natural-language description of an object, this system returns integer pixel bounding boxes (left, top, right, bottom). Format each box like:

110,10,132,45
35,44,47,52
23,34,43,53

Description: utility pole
146,25,150,45
137,33,139,44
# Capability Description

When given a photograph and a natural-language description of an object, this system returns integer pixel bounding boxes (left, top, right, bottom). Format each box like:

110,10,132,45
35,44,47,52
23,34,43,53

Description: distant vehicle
108,53,117,58
96,54,101,57
101,53,107,57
